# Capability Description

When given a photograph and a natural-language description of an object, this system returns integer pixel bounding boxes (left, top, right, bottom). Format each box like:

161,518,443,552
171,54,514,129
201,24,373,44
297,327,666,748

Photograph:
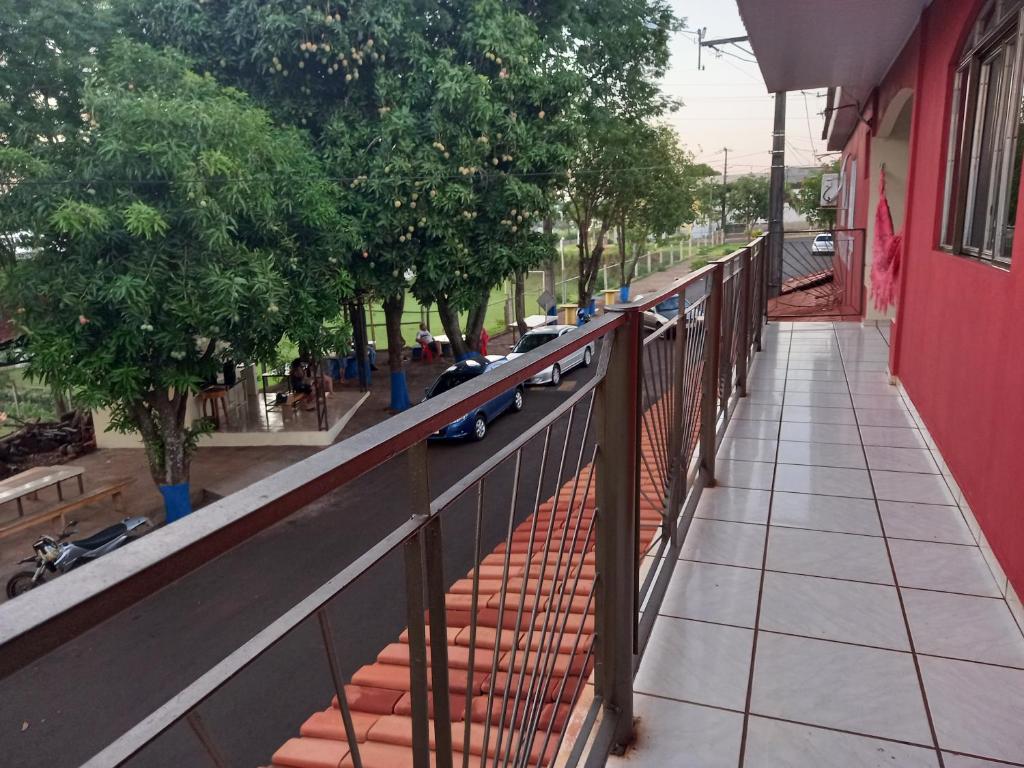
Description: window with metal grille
940,0,1024,266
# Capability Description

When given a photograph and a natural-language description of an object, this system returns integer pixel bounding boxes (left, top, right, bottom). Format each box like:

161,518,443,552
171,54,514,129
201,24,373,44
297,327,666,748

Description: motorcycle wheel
6,571,43,599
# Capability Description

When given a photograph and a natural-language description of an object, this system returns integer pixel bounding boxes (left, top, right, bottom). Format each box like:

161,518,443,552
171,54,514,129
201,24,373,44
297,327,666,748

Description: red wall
887,0,1024,594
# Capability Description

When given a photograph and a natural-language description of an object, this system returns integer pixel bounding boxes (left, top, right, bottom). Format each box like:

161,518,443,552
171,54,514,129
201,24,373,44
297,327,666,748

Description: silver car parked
506,325,595,386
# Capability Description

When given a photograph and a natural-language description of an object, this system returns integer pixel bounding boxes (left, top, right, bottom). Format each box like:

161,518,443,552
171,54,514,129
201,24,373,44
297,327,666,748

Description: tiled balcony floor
618,322,1024,768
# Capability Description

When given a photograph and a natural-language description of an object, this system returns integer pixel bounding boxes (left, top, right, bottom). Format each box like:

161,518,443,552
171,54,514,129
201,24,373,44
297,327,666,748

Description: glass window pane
942,71,966,246
965,50,1005,251
1003,88,1024,258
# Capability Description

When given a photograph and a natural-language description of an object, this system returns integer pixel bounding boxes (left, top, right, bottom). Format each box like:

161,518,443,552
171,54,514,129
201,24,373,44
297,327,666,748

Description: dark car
425,355,524,441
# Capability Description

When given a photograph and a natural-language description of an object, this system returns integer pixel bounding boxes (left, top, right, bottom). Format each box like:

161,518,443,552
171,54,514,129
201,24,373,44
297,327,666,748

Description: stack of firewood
0,411,95,480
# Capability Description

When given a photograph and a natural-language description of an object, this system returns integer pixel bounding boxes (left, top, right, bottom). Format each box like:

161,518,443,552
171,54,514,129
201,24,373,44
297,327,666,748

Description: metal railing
766,228,866,319
0,237,768,768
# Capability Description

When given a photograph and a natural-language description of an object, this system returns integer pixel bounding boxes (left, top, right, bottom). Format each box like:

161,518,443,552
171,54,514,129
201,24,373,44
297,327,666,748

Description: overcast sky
658,0,833,177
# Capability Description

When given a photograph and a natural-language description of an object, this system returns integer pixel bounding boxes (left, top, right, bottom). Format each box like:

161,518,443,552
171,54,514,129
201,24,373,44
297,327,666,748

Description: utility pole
721,147,729,235
768,92,787,297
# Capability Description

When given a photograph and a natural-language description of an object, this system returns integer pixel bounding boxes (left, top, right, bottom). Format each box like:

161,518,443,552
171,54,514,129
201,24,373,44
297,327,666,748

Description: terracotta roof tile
272,737,349,768
393,690,466,721
271,392,678,766
331,685,403,715
300,708,379,742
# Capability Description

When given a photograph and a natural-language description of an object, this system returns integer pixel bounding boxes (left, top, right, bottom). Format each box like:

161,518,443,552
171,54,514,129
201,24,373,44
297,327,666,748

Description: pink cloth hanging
871,168,902,311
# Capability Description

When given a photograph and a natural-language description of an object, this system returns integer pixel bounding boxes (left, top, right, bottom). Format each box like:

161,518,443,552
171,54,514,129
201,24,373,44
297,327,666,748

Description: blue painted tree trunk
390,370,411,411
619,285,630,302
160,482,192,522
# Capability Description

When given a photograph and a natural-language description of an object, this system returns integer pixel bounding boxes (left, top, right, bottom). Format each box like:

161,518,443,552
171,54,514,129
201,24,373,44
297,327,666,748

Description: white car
506,325,595,386
811,232,834,254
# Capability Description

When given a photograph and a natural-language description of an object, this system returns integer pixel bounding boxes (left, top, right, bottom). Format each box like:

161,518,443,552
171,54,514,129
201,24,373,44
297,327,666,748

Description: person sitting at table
288,360,316,409
416,323,436,362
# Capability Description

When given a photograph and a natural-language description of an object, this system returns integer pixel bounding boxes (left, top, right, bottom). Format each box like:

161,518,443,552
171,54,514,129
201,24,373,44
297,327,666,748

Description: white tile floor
612,322,1024,768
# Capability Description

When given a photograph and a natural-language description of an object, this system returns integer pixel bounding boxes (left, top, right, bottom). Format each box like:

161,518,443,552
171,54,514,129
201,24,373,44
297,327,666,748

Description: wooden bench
0,479,135,539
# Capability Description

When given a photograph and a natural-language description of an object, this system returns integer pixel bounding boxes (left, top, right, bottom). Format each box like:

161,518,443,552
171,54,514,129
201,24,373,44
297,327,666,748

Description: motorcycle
5,516,150,598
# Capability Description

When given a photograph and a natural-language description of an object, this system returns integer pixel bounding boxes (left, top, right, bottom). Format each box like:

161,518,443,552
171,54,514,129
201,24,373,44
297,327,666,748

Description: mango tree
0,41,352,517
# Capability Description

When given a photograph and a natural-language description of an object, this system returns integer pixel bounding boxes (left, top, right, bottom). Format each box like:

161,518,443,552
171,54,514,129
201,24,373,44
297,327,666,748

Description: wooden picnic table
0,465,86,518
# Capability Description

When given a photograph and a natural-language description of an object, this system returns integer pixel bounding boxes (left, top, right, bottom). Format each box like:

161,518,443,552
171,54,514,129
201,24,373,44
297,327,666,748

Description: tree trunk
465,297,488,352
513,272,527,336
158,391,190,486
436,297,469,359
383,293,406,374
383,292,411,411
52,386,70,418
132,391,191,489
578,222,609,310
616,222,627,287
542,217,558,310
349,299,370,390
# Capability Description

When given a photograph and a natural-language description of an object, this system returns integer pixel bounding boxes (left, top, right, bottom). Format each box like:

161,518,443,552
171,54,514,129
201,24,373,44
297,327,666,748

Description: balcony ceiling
736,0,931,94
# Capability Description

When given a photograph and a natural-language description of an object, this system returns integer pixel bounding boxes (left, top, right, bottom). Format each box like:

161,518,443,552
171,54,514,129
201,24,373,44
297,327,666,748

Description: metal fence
0,237,768,768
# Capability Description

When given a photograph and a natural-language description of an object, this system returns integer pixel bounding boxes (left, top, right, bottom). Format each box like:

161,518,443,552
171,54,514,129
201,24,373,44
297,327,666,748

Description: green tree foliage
727,174,770,234
560,1,681,308
788,162,839,229
0,41,353,490
611,129,715,286
0,0,113,153
129,0,574,369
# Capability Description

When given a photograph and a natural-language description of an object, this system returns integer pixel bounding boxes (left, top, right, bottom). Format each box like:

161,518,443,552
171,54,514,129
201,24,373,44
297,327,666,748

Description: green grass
273,236,694,358
0,367,57,436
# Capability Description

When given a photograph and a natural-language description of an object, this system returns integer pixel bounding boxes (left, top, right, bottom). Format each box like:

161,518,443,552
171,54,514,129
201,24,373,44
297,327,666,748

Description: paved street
0,358,605,767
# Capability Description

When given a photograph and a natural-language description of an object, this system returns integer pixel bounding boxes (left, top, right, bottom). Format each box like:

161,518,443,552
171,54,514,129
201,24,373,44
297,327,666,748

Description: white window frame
940,0,1024,266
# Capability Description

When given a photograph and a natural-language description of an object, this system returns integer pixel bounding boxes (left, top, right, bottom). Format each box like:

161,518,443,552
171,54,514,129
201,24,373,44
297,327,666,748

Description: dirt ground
0,260,693,597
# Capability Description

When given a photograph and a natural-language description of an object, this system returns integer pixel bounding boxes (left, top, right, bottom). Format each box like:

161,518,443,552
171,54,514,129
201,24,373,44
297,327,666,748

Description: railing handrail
0,311,626,679
0,249,758,680
0,238,767,768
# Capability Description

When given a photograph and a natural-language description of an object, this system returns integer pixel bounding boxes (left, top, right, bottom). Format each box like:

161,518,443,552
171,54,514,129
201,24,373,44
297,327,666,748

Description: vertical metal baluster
666,288,688,542
403,442,433,768
513,454,598,768
594,308,642,754
495,423,556,768
507,438,593,768
701,263,723,486
404,528,431,768
317,610,364,768
407,441,453,768
479,450,523,768
185,711,228,768
424,514,453,768
461,479,486,768
736,247,752,397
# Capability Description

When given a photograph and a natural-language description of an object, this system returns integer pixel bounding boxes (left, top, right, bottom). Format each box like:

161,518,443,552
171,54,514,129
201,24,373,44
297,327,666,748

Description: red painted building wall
877,0,1024,594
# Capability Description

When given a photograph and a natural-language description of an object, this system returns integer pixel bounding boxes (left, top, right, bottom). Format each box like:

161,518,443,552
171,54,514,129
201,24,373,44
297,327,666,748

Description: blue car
653,294,681,320
426,354,525,441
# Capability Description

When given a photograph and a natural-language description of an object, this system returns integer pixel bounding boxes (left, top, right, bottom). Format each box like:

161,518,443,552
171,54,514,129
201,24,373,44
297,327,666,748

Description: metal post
594,309,642,754
721,147,729,233
736,248,752,397
403,530,431,768
701,264,723,486
403,442,444,768
666,288,688,542
423,515,453,768
754,240,764,352
768,93,787,298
